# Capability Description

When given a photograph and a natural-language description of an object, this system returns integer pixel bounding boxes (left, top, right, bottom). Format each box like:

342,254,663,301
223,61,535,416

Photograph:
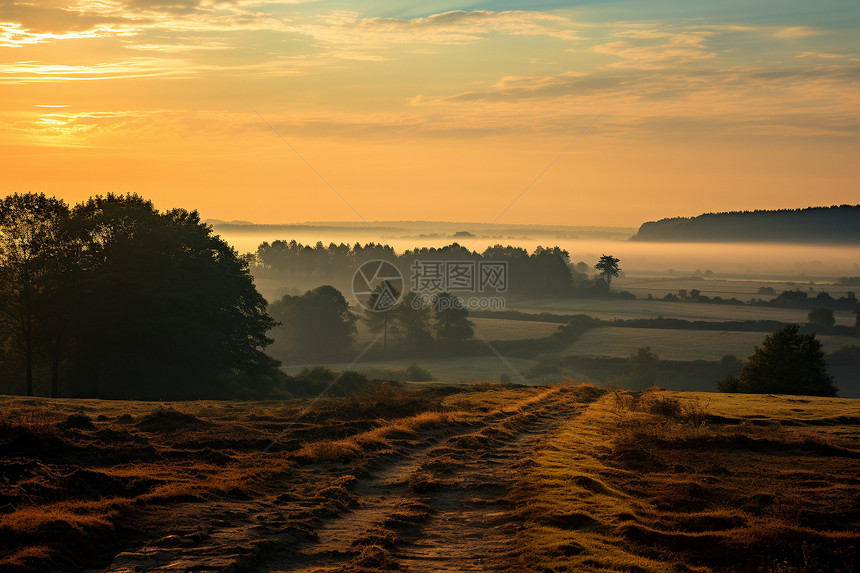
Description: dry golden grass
0,385,549,571
508,389,860,572
5,386,854,572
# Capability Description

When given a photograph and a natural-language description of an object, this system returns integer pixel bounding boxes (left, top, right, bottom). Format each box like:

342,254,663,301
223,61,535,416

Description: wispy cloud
594,28,715,69
0,58,197,82
0,55,312,83
286,10,580,50
2,108,175,147
123,40,232,52
408,58,860,138
0,21,136,47
773,25,825,39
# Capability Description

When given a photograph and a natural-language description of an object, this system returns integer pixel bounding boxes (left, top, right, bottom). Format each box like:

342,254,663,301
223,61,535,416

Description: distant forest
631,205,860,243
251,241,627,299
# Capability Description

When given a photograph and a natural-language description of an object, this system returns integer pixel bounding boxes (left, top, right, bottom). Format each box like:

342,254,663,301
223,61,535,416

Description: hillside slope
631,205,860,243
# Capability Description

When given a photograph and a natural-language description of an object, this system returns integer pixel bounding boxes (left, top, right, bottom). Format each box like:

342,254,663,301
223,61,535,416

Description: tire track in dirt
262,387,596,573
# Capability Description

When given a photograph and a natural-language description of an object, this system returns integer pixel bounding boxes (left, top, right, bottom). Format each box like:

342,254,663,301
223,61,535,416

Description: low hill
631,205,860,243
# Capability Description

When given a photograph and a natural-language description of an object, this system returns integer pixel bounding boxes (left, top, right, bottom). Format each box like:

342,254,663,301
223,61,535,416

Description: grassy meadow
2,386,858,572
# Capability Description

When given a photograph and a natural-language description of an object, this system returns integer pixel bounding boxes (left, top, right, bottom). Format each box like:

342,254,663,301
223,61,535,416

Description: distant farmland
506,297,856,325
564,326,857,361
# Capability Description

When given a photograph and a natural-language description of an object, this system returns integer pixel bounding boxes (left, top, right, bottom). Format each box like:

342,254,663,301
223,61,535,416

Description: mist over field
215,221,860,277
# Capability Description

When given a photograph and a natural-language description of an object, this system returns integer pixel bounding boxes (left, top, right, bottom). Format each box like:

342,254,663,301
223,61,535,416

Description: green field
564,326,857,361
505,297,856,325
615,274,858,302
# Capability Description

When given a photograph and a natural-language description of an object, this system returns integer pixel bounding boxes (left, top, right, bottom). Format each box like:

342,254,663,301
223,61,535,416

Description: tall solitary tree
595,254,621,286
364,280,401,349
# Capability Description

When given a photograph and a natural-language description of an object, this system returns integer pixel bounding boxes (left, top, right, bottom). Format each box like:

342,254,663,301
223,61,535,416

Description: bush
404,363,434,382
286,367,376,397
716,374,741,393
808,307,835,330
624,347,659,390
646,396,682,419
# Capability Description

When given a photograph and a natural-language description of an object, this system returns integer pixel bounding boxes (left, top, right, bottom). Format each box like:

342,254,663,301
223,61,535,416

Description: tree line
631,204,860,243
657,287,860,336
252,240,626,298
0,193,278,399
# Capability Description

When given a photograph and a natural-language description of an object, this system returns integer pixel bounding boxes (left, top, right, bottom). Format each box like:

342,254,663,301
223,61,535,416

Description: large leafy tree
269,285,357,361
0,193,71,396
67,194,278,398
720,324,837,397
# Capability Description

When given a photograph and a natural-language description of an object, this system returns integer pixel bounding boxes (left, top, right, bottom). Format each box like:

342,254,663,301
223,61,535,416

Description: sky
2,0,859,227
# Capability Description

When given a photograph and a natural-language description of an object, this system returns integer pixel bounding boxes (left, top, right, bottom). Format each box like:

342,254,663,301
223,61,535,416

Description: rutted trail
262,387,597,573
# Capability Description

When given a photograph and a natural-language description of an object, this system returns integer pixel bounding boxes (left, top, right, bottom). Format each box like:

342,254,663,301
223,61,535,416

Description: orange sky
2,1,859,226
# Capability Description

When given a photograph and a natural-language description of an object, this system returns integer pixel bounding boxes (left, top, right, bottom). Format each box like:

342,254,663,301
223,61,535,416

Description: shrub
404,363,434,382
624,347,659,390
646,396,682,419
808,307,835,330
717,374,741,393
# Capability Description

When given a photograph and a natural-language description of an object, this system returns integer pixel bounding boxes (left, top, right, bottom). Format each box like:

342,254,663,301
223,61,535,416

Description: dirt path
97,389,595,573
261,391,589,573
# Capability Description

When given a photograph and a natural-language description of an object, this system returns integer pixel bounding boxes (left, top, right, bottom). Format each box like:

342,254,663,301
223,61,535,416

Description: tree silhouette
854,303,860,337
0,193,71,396
595,254,621,286
625,346,659,390
269,285,357,361
364,280,401,349
74,194,277,398
397,291,433,348
720,324,836,396
433,292,474,346
807,307,835,331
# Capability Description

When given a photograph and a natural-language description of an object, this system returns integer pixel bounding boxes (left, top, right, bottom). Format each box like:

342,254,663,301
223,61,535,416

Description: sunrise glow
2,1,859,225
